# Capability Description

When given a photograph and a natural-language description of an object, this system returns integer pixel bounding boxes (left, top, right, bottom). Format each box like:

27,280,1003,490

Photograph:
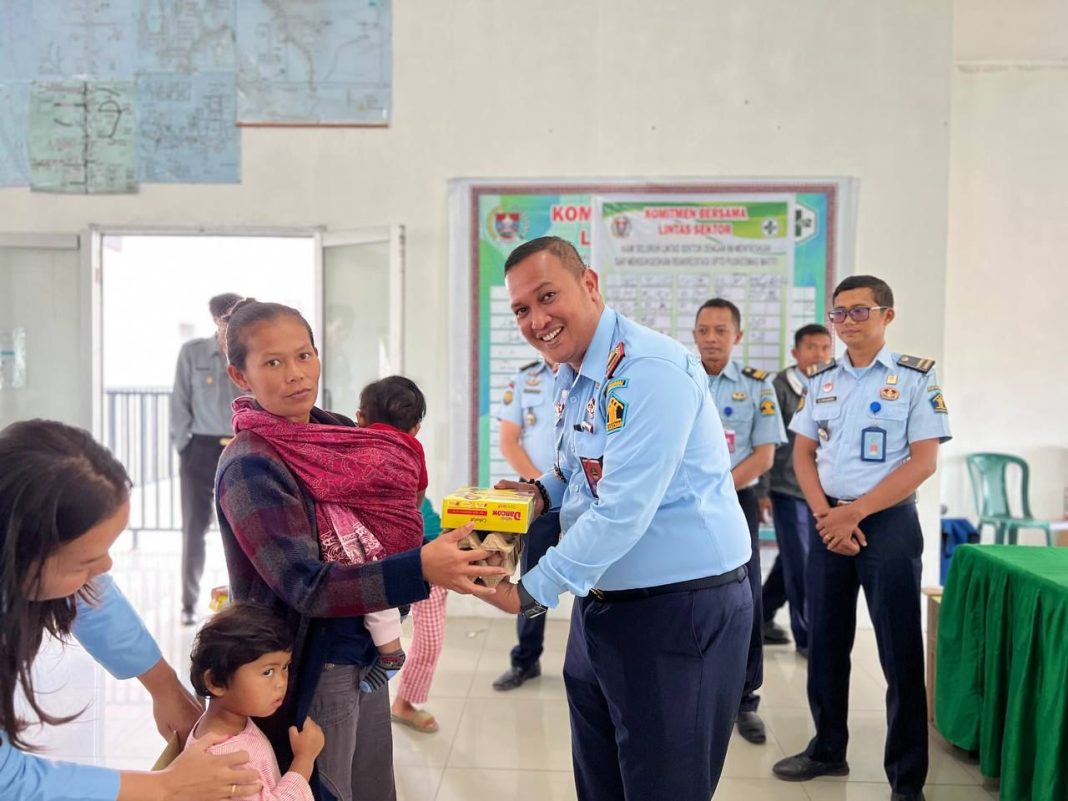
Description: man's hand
495,479,545,517
758,496,772,525
815,505,867,555
483,579,522,615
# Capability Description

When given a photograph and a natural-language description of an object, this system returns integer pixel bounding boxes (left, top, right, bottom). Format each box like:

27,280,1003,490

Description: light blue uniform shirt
789,345,952,499
522,307,752,607
706,360,787,475
492,359,557,474
0,574,162,801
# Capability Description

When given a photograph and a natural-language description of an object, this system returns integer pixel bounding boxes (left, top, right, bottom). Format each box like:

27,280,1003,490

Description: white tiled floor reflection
30,532,997,800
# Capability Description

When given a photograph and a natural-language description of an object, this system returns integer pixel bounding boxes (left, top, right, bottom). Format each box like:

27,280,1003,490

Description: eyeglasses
828,306,890,324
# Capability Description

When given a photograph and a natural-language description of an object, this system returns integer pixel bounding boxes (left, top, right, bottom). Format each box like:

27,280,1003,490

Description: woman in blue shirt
0,419,260,800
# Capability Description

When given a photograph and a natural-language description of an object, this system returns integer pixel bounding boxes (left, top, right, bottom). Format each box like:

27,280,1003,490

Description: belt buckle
589,588,605,600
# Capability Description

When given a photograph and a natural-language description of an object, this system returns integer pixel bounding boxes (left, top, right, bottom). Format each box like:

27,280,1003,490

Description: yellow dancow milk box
441,486,536,534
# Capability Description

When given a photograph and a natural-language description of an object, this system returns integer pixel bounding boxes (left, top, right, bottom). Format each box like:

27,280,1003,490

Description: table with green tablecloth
936,545,1068,801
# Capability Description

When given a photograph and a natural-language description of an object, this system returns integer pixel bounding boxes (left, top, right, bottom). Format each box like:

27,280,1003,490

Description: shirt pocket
866,402,908,436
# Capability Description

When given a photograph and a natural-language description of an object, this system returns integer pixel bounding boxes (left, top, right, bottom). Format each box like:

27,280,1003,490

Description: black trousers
510,510,561,669
761,492,813,649
564,578,752,801
179,435,225,612
805,502,928,794
736,486,763,713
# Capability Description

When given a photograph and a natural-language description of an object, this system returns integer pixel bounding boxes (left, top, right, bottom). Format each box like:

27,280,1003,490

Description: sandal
390,708,439,734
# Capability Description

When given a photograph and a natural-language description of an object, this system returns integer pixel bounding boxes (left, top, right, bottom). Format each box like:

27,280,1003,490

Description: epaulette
605,342,625,378
897,354,936,374
806,358,836,378
741,366,770,381
518,359,542,373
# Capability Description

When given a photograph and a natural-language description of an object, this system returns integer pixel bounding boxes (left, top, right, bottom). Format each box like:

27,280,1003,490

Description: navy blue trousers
736,487,763,713
761,492,812,649
564,578,752,801
805,502,928,794
510,510,561,669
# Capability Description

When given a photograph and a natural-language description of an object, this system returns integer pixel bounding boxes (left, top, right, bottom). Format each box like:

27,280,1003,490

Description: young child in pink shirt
186,603,324,801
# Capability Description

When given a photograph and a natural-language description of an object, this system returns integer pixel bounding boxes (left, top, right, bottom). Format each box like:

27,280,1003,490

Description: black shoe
772,753,850,781
736,711,767,744
181,609,197,627
891,793,926,801
762,620,791,645
492,662,541,691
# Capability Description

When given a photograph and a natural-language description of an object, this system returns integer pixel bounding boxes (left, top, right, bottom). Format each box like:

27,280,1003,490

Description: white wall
0,0,955,607
942,2,1068,531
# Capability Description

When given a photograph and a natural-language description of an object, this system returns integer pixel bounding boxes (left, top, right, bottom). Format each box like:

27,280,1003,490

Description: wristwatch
517,580,548,619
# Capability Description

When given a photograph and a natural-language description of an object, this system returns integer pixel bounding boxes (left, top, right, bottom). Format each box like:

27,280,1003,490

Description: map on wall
236,0,392,125
0,0,393,190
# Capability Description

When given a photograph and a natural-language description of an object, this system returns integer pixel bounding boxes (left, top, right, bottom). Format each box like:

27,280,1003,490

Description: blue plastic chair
965,452,1058,546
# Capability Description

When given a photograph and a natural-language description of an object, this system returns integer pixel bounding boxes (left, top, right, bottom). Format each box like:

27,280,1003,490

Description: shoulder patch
741,366,769,381
807,358,836,378
606,394,628,433
519,359,542,373
897,354,936,374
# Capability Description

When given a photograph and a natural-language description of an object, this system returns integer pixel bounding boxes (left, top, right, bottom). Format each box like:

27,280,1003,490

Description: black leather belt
826,494,916,508
587,566,748,603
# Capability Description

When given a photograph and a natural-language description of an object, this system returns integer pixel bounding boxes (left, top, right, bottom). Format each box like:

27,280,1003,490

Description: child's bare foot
390,698,439,733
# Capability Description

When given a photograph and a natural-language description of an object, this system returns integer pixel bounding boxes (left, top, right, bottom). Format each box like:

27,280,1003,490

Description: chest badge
880,387,900,401
731,391,747,401
525,409,537,426
586,397,596,419
886,374,898,386
206,376,214,385
822,381,834,393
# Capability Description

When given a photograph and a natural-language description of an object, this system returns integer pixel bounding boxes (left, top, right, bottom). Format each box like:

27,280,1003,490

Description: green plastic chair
965,452,1063,546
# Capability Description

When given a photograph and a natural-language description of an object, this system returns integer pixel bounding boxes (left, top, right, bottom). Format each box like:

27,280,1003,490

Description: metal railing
104,387,182,536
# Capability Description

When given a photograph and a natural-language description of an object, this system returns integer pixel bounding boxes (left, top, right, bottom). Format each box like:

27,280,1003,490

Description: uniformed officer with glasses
771,275,950,801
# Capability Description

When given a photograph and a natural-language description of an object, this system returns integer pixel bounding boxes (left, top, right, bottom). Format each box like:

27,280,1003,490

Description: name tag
861,427,887,463
580,457,603,497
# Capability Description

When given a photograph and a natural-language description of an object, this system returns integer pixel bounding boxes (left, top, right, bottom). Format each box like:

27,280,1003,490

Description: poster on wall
0,328,27,389
448,178,857,487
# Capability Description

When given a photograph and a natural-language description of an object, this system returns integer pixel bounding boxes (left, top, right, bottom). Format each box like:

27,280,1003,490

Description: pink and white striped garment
397,584,449,704
186,714,312,801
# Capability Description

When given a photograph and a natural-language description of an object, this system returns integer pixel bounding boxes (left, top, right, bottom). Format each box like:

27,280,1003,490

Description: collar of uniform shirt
575,306,619,382
707,357,742,385
839,343,895,376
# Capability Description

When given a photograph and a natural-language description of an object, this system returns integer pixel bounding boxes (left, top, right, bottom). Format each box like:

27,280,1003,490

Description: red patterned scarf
231,397,424,565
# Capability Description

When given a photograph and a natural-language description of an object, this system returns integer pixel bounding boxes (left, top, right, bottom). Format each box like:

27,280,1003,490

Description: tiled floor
29,531,1000,800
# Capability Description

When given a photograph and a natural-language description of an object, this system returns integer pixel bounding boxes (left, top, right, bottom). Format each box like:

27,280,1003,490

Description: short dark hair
359,375,426,432
209,293,242,319
189,603,294,698
832,275,894,308
503,236,585,276
694,298,742,329
794,323,831,348
223,298,316,371
0,420,130,750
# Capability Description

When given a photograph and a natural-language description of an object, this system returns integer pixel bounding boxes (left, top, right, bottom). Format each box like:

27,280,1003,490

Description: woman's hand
483,578,521,615
120,733,260,801
137,658,203,743
420,524,507,597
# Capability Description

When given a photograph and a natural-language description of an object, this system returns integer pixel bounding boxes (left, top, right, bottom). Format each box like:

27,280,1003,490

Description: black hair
0,420,130,750
503,236,585,276
794,323,832,348
223,298,316,371
359,376,427,432
832,275,894,308
209,293,242,320
694,298,742,329
189,602,294,698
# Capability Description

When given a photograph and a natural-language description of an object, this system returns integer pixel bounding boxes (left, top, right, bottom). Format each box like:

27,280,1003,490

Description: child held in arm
186,603,324,801
349,376,430,693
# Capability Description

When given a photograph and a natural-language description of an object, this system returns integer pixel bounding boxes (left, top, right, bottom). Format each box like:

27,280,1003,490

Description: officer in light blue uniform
693,298,787,743
488,236,753,801
772,275,951,801
490,358,562,690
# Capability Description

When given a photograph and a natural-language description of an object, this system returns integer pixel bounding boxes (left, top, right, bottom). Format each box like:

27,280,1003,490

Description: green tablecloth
936,545,1068,801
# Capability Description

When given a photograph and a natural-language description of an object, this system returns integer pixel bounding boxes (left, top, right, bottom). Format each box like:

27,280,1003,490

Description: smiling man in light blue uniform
484,236,753,801
693,297,787,745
